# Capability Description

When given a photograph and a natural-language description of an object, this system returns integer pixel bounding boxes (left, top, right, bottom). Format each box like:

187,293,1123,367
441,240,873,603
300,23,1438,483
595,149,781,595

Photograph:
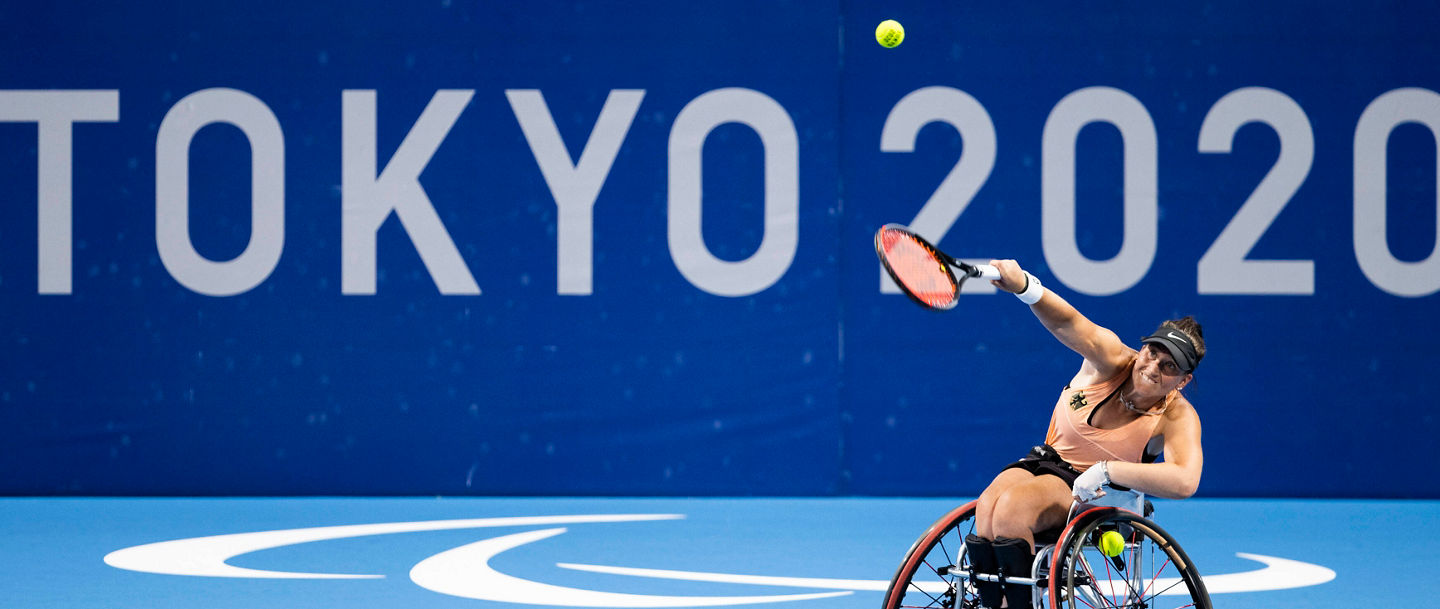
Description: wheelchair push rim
1048,507,1212,609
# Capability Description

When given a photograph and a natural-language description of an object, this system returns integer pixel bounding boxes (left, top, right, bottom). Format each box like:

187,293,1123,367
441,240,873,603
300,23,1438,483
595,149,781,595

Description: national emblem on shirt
1069,391,1088,410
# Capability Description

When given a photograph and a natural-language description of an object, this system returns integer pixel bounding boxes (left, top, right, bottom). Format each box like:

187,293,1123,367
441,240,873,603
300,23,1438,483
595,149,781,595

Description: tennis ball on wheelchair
1098,530,1125,557
875,20,904,48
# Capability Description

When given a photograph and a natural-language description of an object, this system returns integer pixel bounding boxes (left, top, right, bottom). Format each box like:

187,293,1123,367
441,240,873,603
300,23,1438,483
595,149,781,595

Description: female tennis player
964,259,1205,609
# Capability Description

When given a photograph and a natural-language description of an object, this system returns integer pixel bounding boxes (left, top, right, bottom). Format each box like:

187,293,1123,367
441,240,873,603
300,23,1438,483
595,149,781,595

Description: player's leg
987,473,1072,550
987,475,1071,609
970,467,1042,608
975,467,1037,539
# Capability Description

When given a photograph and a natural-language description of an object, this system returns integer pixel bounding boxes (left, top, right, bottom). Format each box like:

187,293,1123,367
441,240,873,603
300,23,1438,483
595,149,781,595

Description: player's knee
988,490,1035,538
976,482,1008,515
976,486,1003,516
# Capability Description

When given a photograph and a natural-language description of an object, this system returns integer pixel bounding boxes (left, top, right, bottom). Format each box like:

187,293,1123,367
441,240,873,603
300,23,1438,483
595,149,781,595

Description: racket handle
972,264,1000,280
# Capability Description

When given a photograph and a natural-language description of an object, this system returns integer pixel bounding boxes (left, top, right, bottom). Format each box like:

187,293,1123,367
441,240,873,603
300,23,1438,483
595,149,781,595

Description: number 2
1197,87,1315,295
878,87,998,294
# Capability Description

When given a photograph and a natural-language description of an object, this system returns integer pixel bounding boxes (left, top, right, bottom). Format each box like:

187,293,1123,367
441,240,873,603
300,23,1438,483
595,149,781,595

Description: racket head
874,224,961,310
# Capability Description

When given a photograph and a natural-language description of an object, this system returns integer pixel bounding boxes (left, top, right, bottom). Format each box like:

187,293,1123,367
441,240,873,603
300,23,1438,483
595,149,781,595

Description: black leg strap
964,534,1003,609
993,537,1036,609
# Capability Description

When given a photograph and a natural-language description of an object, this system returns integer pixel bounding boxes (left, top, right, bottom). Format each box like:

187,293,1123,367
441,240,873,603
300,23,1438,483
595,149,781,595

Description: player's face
1135,344,1189,394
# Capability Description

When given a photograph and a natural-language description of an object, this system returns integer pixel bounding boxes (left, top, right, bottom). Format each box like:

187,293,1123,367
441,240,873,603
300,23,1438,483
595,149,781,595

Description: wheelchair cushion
1033,526,1063,546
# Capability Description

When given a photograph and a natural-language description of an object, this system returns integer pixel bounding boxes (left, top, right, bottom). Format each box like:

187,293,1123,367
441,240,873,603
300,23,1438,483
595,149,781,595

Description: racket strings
880,230,958,309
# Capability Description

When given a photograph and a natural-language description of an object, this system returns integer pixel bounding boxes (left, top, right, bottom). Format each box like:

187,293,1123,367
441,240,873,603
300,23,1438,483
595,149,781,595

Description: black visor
1140,329,1199,373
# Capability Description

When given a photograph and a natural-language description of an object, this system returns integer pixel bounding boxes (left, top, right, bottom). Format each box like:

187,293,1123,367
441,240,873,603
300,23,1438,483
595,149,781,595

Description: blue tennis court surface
3,497,1431,609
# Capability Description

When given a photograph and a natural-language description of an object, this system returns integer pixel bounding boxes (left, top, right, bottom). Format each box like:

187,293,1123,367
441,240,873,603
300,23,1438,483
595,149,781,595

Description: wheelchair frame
880,486,1211,609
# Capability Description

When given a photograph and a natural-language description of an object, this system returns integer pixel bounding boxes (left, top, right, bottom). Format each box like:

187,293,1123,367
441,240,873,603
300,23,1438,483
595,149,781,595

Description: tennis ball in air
875,19,904,48
1098,530,1125,557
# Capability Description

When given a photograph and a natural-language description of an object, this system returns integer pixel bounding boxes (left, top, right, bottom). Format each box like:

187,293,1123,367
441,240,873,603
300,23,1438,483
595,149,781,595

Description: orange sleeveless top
1044,359,1168,472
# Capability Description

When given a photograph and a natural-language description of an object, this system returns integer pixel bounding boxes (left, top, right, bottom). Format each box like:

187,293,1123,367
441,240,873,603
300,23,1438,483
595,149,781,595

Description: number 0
1354,88,1440,298
1041,87,1157,296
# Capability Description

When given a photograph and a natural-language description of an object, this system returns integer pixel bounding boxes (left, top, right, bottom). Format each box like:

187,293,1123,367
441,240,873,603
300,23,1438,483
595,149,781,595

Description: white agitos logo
104,514,1334,607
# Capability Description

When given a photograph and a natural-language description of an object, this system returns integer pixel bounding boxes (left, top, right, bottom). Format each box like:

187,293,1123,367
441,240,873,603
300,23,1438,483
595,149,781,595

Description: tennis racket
874,223,1000,311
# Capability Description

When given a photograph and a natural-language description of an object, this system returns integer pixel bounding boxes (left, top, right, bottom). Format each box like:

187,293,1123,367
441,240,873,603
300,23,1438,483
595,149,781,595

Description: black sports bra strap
1085,384,1126,427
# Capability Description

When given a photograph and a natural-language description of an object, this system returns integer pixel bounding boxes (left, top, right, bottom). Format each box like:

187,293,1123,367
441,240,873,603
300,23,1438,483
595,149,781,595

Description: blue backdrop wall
2,1,1437,497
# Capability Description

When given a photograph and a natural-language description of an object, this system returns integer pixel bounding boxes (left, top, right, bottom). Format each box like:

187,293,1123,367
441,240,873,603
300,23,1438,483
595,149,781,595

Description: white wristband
1016,272,1045,305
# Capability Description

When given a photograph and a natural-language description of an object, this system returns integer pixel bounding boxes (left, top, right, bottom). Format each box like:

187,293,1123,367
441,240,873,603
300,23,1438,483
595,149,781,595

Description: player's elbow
1173,480,1199,500
1172,469,1201,499
1154,465,1200,499
1153,481,1198,500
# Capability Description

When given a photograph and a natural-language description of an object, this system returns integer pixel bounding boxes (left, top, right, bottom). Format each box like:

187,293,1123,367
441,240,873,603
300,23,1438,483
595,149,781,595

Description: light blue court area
1,497,1432,609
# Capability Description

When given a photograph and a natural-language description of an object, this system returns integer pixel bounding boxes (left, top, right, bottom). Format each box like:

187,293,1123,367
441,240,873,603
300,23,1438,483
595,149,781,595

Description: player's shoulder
1075,347,1137,386
1162,392,1200,426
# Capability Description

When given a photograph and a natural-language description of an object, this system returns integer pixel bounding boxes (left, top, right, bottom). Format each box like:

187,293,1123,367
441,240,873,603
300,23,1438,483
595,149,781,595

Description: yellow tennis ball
875,19,904,48
1099,530,1125,557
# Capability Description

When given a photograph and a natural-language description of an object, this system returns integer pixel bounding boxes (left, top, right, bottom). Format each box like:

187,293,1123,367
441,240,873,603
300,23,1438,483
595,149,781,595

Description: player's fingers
988,259,1024,292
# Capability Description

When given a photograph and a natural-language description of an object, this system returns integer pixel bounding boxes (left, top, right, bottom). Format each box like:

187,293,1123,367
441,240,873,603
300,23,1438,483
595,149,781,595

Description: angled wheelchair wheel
881,501,979,609
1047,507,1211,609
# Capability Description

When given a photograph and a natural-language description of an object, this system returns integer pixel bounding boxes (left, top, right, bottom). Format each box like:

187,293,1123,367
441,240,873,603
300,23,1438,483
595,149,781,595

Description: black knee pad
993,537,1035,609
964,534,1003,609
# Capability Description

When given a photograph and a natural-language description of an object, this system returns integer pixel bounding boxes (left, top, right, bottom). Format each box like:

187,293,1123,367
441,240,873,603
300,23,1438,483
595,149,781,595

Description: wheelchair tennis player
969,259,1205,609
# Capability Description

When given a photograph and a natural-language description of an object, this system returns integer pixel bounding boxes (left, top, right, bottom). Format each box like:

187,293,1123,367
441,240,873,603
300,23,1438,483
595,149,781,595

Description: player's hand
988,259,1028,294
1072,462,1110,502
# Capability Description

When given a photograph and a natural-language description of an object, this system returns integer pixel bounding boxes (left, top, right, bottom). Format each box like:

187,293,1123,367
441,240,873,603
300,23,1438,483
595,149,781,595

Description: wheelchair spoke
1113,544,1146,604
1076,555,1120,609
900,529,970,609
1137,577,1191,608
907,559,950,607
1071,542,1188,608
1070,581,1106,609
1139,553,1173,600
1136,542,1206,609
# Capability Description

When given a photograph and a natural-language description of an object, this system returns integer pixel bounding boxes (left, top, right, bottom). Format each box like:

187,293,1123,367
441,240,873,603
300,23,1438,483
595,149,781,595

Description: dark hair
1158,316,1206,365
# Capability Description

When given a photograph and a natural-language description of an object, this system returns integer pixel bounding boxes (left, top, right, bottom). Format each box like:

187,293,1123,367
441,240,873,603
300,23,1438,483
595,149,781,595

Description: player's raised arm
988,259,1132,377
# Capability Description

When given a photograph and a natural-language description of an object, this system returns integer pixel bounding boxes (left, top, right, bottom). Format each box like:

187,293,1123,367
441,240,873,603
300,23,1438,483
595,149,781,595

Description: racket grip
973,264,1001,280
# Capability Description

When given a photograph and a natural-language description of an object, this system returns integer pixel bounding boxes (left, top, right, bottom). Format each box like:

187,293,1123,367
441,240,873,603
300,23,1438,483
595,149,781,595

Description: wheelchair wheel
881,501,979,609
1047,507,1211,609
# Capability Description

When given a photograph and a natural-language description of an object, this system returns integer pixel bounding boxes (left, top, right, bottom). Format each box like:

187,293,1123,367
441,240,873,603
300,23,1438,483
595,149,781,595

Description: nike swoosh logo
1166,331,1188,344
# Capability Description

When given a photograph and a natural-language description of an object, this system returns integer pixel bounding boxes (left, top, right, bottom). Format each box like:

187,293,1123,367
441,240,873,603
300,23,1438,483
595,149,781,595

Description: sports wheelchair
880,458,1211,609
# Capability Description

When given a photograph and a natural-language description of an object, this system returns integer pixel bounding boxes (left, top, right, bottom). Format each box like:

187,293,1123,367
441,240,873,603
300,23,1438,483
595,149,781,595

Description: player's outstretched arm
988,259,1132,377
